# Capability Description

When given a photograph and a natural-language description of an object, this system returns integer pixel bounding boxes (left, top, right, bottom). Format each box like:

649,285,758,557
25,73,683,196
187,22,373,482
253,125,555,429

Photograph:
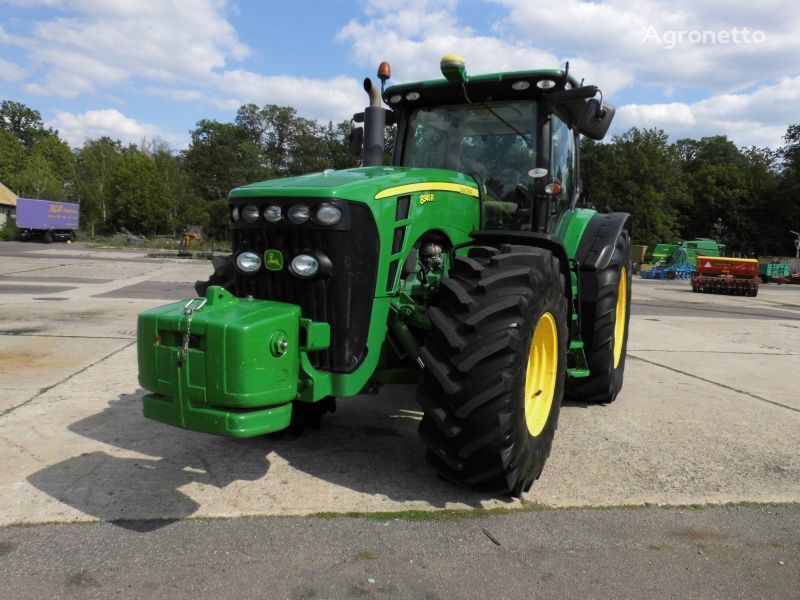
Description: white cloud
5,0,365,125
4,0,798,150
0,58,26,82
492,0,800,93
49,108,183,147
614,76,800,148
212,71,364,124
1,0,64,6
337,0,799,147
11,0,250,97
338,2,558,84
337,0,633,95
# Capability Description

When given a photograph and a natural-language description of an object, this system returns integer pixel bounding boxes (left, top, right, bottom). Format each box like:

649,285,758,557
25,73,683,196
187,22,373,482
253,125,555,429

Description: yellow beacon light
440,53,467,84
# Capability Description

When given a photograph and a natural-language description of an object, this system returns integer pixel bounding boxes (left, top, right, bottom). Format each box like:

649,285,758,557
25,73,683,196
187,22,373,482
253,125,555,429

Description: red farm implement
691,256,760,297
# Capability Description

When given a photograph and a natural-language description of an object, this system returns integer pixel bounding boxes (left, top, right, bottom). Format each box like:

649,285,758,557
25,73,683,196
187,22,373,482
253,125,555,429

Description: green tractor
137,55,631,495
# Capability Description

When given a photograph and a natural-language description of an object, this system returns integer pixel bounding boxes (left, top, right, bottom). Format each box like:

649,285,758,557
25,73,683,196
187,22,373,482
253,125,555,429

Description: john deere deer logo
264,250,284,271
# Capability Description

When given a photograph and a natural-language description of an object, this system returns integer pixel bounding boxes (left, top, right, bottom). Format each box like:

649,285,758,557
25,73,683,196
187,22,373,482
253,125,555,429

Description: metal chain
178,297,206,367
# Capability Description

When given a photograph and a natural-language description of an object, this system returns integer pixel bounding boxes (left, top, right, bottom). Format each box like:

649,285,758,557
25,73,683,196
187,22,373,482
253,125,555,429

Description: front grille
232,201,379,373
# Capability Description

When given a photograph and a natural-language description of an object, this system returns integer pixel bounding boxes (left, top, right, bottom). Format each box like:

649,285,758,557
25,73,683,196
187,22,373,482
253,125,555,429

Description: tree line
581,126,800,256
0,100,358,239
1,99,798,255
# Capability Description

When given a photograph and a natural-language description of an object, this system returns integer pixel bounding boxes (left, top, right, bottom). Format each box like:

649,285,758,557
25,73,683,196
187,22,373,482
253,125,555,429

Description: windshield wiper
480,101,533,148
458,82,533,148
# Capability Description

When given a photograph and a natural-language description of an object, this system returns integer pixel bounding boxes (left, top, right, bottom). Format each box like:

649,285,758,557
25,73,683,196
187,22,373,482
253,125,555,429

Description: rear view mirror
577,98,615,141
348,126,364,157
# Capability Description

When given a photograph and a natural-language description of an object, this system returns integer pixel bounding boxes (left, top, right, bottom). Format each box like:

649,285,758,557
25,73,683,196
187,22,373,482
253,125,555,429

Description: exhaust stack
362,77,386,166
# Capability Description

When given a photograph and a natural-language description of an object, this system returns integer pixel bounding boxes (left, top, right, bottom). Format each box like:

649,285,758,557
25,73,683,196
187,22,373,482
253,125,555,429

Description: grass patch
0,222,18,241
314,502,546,522
647,544,673,551
311,500,800,522
354,550,381,560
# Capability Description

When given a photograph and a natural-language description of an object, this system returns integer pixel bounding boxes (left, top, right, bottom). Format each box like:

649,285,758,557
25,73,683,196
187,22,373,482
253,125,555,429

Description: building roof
0,182,17,208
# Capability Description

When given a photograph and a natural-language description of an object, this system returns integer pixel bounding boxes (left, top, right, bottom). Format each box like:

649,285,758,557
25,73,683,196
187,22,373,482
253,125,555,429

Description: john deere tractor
137,55,631,495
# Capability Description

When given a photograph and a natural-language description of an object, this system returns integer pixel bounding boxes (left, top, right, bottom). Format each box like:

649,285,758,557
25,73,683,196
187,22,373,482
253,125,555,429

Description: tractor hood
228,166,478,201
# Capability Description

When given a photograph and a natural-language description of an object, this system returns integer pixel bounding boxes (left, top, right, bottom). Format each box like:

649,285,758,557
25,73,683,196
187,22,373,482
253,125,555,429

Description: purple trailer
16,198,80,243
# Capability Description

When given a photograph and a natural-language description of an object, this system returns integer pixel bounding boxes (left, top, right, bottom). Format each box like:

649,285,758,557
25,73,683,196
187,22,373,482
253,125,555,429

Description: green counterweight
138,287,328,436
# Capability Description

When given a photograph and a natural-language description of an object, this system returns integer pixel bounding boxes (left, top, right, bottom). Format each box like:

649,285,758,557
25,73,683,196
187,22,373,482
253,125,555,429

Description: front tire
567,230,632,403
195,254,235,297
417,244,568,496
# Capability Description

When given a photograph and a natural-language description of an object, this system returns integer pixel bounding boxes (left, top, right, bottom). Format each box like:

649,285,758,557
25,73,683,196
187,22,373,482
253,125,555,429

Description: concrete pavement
0,241,798,526
1,504,798,599
2,241,800,599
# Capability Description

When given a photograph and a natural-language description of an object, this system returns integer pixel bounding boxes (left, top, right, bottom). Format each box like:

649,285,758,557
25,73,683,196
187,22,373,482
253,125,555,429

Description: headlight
290,254,319,277
287,204,311,224
230,206,239,221
315,203,342,226
235,251,261,273
263,205,282,223
241,204,260,223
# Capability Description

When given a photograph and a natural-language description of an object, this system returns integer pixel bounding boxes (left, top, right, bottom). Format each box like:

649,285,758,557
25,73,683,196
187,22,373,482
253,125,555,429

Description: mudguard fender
575,212,632,271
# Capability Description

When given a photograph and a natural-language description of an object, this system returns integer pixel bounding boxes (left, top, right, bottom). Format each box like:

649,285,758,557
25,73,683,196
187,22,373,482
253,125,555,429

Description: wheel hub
524,312,558,437
613,267,627,368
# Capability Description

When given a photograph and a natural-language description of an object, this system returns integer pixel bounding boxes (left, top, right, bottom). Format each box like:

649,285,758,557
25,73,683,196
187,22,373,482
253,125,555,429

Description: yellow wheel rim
613,267,628,369
524,312,558,437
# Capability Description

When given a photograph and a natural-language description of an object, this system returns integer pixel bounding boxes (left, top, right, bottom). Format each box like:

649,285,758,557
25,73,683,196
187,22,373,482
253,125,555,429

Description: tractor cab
353,54,615,234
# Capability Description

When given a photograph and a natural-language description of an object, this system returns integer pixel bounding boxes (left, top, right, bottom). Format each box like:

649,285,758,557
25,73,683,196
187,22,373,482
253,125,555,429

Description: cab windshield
402,100,537,228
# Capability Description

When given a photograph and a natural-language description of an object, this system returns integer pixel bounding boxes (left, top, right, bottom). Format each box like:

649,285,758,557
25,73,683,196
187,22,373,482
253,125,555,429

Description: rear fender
574,212,632,271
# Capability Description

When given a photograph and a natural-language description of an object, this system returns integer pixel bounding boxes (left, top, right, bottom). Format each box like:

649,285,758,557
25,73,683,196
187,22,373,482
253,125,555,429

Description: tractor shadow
561,399,596,409
27,386,536,530
27,392,271,531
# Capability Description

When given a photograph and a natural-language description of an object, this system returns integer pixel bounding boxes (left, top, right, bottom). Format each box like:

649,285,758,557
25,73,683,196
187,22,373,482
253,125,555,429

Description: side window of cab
548,115,577,231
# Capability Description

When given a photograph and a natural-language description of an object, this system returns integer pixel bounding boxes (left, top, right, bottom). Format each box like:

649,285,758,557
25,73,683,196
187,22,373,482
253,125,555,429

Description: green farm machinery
643,238,724,267
759,262,791,283
137,55,631,495
640,238,724,280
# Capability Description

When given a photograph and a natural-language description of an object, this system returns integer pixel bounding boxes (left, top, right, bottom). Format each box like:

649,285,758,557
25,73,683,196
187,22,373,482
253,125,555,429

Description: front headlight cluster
230,202,342,226
235,251,331,278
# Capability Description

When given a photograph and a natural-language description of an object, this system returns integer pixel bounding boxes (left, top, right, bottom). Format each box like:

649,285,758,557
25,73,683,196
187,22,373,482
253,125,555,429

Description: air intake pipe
362,77,386,166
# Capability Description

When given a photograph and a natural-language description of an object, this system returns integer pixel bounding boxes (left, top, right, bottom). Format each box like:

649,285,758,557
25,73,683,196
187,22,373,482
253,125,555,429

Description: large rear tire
567,230,632,403
417,244,568,496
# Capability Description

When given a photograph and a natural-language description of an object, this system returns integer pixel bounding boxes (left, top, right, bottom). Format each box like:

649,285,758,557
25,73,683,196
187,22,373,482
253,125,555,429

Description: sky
1,0,798,151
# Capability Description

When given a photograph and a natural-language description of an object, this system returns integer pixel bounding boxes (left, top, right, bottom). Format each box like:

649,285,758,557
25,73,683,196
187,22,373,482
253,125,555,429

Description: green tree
75,137,123,233
0,129,26,191
108,151,176,236
1,100,74,201
183,119,269,201
206,199,230,241
235,104,357,176
0,100,53,146
35,135,75,195
18,151,64,200
774,124,800,255
581,128,689,245
236,103,307,175
151,146,212,232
